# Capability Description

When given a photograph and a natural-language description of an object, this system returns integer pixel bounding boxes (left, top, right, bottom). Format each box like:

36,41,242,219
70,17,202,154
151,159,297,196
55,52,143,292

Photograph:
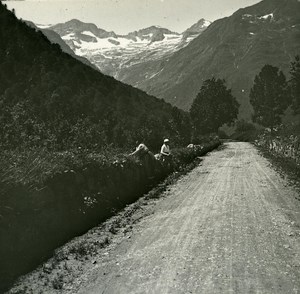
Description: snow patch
81,31,97,38
142,33,154,38
259,13,274,20
63,33,75,40
55,24,204,76
203,20,211,27
63,30,195,59
242,14,253,18
148,68,164,79
37,24,53,29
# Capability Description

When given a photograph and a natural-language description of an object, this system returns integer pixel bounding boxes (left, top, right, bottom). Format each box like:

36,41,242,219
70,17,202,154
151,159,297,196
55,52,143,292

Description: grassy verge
1,140,221,293
7,152,213,294
0,147,126,188
257,146,300,200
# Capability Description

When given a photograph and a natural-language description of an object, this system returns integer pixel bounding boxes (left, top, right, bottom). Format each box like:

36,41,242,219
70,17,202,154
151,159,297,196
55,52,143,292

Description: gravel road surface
73,142,300,294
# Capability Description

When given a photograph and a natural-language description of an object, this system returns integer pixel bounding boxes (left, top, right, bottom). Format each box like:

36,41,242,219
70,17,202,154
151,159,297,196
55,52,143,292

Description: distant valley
38,0,300,119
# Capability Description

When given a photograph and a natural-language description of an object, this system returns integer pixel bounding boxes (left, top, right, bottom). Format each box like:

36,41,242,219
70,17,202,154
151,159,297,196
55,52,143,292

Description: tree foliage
250,64,290,128
189,78,239,135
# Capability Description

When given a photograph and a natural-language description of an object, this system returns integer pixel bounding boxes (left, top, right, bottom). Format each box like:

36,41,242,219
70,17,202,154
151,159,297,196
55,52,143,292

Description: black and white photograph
0,0,300,293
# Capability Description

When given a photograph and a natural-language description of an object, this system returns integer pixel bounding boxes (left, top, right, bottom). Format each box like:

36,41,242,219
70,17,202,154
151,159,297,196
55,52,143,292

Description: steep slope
0,3,190,151
46,19,210,77
25,20,97,69
126,0,300,118
25,21,74,55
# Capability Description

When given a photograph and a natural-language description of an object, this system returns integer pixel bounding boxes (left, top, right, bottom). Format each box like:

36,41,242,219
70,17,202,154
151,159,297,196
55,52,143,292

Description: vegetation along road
64,142,299,294
11,142,300,294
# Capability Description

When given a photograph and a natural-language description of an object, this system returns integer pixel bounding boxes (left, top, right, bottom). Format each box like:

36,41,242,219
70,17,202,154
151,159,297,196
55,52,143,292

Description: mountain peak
50,19,117,39
51,19,102,32
135,25,178,35
182,18,211,39
124,25,179,43
66,18,84,25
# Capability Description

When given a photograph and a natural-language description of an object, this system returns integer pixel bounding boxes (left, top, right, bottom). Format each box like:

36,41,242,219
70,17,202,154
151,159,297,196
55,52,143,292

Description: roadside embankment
255,130,300,186
8,142,300,294
255,131,300,164
0,139,220,293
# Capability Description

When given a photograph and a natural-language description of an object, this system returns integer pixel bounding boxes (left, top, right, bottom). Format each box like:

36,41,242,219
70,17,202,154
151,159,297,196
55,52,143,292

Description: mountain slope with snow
45,19,211,77
126,0,300,118
25,20,97,70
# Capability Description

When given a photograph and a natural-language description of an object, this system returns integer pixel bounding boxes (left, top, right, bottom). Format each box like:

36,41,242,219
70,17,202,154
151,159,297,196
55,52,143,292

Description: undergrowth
8,154,208,294
258,146,300,200
0,146,129,188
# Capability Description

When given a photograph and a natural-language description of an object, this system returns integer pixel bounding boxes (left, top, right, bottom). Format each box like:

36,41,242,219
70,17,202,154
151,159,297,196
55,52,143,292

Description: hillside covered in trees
0,3,191,151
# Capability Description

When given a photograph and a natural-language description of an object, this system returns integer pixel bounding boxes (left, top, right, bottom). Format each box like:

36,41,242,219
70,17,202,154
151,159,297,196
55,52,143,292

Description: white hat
164,138,169,143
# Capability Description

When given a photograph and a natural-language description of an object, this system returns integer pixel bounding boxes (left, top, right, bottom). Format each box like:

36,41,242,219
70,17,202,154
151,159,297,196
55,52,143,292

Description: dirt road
73,142,300,294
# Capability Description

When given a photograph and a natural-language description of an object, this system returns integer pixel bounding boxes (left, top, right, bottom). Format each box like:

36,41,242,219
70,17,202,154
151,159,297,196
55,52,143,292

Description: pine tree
250,64,289,128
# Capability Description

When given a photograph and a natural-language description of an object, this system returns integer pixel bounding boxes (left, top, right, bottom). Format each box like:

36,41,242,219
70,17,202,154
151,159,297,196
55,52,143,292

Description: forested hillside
0,3,190,151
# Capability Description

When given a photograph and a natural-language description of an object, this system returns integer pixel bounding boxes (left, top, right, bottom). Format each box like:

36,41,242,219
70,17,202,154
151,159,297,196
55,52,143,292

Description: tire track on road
75,142,300,294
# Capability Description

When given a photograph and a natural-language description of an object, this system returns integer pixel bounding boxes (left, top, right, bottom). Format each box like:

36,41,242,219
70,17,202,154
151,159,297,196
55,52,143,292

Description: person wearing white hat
160,138,171,158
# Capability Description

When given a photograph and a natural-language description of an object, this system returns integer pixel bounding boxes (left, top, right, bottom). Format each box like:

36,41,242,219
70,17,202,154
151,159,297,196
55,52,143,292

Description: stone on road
77,142,300,294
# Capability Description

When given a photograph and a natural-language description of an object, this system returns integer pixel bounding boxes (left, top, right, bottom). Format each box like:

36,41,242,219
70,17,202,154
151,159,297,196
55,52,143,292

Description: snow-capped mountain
182,18,212,40
24,20,97,70
44,19,211,77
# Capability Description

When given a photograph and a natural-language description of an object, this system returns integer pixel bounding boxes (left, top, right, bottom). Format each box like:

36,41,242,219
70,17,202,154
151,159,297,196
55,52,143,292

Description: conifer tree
250,65,289,128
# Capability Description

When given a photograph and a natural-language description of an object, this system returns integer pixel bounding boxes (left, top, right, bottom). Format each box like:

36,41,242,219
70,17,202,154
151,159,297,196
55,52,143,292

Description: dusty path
75,142,300,294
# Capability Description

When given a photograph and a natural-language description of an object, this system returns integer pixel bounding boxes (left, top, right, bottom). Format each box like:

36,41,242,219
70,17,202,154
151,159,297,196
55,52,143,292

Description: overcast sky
5,0,261,34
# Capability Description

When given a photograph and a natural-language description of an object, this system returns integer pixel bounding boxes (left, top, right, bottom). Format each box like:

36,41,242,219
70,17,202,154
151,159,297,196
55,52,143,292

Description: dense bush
255,124,300,164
